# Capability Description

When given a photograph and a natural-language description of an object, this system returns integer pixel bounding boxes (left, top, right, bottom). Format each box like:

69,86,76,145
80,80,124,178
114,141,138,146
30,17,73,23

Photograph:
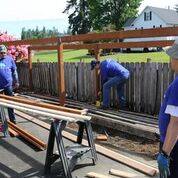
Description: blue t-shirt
100,59,130,84
158,76,178,142
0,55,17,89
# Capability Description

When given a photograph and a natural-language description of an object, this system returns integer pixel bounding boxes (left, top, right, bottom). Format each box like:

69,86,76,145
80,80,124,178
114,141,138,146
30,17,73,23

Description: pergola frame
1,26,178,105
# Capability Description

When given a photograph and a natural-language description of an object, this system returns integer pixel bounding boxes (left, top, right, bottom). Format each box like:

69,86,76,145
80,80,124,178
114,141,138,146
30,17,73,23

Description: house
123,6,178,51
124,6,178,30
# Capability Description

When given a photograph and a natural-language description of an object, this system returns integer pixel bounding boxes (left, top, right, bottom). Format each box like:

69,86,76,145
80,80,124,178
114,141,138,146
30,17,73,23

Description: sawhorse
44,119,97,178
0,106,9,137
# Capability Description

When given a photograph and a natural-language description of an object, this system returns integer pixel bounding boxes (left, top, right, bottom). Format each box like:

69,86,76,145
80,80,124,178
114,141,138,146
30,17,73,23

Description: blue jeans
3,86,16,122
103,75,129,108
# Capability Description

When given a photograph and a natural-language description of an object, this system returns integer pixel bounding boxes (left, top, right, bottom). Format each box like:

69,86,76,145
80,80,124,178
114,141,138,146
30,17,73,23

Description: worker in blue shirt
0,45,19,124
91,59,130,109
157,40,178,178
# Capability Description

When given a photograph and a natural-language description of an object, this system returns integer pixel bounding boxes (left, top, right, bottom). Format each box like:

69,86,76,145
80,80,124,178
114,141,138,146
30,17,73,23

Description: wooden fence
17,62,175,115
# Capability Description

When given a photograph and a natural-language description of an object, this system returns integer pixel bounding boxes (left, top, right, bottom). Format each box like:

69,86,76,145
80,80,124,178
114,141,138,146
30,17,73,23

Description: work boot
10,119,16,124
97,105,109,110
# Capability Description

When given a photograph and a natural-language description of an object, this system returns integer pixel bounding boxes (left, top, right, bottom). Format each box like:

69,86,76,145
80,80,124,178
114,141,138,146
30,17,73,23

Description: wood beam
28,47,33,90
0,94,86,115
94,44,101,100
57,39,65,106
8,121,46,150
0,98,91,121
109,169,137,178
86,172,110,178
29,40,174,52
1,27,178,46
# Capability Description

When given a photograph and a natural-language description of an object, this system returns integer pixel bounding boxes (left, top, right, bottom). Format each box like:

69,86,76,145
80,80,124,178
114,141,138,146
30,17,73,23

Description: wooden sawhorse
0,106,9,137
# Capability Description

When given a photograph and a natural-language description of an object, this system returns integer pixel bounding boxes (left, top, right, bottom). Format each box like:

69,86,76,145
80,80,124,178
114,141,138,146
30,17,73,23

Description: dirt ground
68,122,159,160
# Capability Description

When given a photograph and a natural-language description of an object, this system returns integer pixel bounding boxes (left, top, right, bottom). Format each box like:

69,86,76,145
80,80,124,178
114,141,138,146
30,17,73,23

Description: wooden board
109,169,137,178
8,121,46,150
86,172,111,178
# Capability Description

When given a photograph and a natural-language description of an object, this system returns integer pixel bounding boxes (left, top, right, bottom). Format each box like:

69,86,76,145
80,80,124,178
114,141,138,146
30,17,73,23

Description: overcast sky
0,0,177,38
0,0,177,22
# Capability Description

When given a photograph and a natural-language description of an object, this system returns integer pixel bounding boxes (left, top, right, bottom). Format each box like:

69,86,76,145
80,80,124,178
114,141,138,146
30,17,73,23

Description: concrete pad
0,115,158,178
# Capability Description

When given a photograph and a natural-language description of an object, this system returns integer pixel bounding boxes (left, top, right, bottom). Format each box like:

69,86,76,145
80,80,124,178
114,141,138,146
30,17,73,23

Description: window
144,11,152,21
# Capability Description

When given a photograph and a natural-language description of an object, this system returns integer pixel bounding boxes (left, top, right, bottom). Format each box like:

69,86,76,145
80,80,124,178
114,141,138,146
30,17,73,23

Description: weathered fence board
17,62,175,115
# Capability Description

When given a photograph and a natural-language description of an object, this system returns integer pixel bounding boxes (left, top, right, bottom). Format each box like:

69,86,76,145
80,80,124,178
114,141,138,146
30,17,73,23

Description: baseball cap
90,60,100,70
166,39,178,59
0,45,7,53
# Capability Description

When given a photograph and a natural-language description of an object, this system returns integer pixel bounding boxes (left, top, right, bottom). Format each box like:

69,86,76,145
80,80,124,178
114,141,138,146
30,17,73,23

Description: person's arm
162,116,178,155
11,58,19,86
100,67,108,85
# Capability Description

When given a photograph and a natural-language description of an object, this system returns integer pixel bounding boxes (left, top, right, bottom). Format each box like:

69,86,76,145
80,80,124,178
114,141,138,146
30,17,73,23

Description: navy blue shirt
158,76,178,142
0,55,17,89
100,59,130,84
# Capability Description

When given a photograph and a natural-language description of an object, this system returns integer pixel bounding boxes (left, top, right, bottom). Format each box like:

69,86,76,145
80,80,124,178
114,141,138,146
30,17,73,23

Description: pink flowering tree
0,32,28,61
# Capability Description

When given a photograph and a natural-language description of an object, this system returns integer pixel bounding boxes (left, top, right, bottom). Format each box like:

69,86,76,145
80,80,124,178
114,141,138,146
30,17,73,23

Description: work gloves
157,152,170,178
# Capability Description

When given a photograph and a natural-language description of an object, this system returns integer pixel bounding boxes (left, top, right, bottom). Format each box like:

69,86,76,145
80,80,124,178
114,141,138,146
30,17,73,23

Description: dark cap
90,60,100,70
166,39,178,59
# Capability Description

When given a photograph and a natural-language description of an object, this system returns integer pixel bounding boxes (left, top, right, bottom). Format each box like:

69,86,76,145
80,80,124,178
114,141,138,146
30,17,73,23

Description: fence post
94,44,101,100
147,58,152,63
57,38,65,106
28,47,33,90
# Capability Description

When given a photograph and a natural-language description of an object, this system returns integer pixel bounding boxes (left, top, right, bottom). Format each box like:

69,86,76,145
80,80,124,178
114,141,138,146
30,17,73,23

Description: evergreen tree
175,4,178,12
63,0,92,35
64,0,142,32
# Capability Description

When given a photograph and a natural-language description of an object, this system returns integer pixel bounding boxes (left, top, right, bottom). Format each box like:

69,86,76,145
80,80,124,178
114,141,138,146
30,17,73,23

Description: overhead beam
29,40,174,52
0,27,178,46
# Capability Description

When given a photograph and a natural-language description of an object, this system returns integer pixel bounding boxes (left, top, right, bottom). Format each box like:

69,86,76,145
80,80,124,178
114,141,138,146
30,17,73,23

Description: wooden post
147,58,152,63
57,38,66,106
28,47,33,90
94,45,101,99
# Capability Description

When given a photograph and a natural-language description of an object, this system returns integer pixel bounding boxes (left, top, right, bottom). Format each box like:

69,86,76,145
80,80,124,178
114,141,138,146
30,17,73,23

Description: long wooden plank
0,94,86,115
109,169,137,178
8,121,46,150
0,98,90,121
1,26,178,46
29,40,174,51
15,110,158,176
0,101,75,122
8,127,19,137
86,172,110,178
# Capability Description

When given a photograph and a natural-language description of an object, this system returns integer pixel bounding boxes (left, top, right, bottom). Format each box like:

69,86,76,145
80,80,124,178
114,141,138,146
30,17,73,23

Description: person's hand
157,152,170,178
14,82,19,89
98,91,102,96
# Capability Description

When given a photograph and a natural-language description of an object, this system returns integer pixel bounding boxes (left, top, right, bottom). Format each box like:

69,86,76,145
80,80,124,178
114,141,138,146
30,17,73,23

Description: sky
0,0,177,38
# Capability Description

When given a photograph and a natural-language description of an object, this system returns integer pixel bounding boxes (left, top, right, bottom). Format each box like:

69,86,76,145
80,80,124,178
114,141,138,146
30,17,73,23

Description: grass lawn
33,49,170,63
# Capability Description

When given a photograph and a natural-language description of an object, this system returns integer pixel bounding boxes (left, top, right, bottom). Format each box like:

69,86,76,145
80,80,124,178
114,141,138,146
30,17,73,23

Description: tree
64,0,142,33
63,0,92,35
93,0,142,31
175,4,178,12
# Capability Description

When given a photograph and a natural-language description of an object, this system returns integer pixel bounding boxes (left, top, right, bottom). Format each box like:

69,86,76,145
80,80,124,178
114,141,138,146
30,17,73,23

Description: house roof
124,17,137,27
124,6,178,27
149,6,178,25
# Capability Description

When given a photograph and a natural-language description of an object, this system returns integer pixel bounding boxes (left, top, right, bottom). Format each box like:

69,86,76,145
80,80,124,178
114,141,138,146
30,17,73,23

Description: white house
123,6,178,49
